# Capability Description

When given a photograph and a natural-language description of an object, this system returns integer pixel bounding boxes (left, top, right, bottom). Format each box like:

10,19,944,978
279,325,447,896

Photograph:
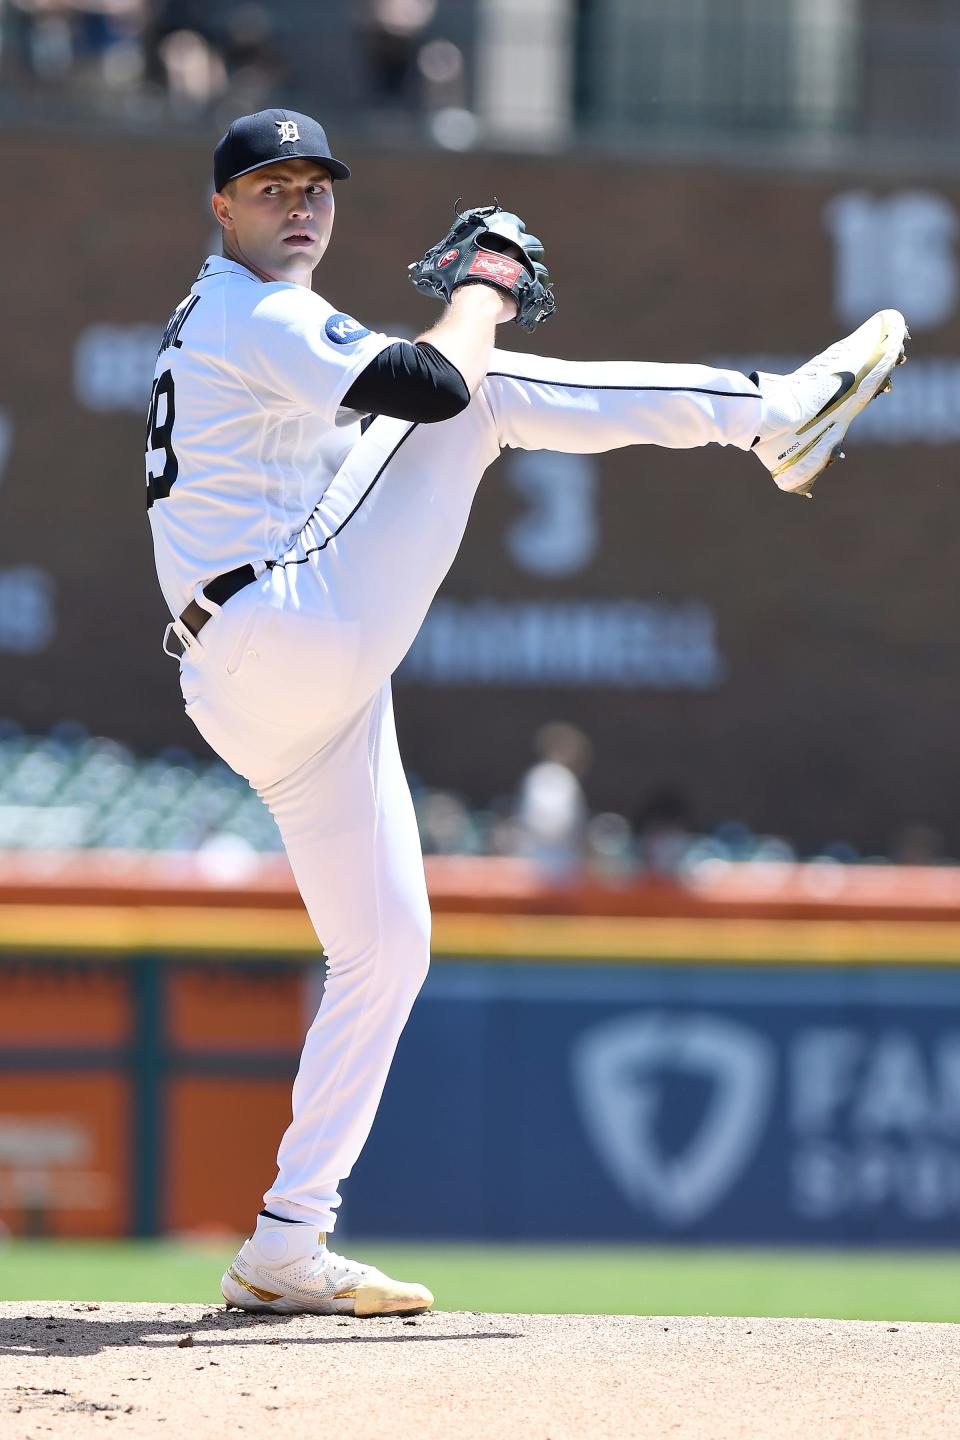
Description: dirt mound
1,1303,957,1439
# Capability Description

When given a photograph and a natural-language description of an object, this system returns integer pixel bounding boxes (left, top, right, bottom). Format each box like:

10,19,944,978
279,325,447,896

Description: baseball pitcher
145,108,907,1316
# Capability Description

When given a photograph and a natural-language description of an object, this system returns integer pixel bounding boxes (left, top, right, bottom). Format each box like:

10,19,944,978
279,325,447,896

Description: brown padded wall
2,132,958,851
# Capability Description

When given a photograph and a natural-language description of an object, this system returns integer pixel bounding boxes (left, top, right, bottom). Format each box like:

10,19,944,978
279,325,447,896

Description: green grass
3,1240,960,1321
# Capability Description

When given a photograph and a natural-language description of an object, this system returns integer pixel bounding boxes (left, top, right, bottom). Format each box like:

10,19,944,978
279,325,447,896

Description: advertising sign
344,963,960,1245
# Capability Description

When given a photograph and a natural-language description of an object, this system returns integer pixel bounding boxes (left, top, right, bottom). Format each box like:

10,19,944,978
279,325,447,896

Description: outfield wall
2,859,960,1246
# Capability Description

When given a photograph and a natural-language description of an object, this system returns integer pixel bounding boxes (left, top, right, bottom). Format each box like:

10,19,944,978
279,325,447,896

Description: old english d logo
570,1012,775,1225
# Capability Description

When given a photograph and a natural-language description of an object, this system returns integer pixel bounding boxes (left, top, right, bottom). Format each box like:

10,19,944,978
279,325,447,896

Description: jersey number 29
145,369,178,509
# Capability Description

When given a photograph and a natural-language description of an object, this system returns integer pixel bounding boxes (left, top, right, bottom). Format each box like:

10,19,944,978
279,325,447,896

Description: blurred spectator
7,0,74,84
355,0,436,108
417,34,474,149
633,782,695,876
352,0,474,147
585,810,634,879
0,722,954,870
5,0,145,89
219,3,282,114
143,2,283,118
890,821,947,866
143,0,227,113
417,788,480,855
514,721,592,882
0,0,289,117
0,722,283,852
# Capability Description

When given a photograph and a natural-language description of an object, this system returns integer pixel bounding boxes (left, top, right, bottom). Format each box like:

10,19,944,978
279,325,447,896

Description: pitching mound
2,1303,958,1439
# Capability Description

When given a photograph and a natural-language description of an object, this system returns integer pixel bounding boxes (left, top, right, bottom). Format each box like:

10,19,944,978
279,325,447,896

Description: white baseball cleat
753,309,908,496
221,1214,434,1317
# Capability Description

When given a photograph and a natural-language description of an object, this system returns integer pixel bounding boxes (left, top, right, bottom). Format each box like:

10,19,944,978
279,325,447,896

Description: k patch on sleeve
325,312,372,345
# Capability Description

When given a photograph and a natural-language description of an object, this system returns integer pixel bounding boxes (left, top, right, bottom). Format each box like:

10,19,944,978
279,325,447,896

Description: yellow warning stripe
2,904,960,965
0,904,319,957
433,914,960,965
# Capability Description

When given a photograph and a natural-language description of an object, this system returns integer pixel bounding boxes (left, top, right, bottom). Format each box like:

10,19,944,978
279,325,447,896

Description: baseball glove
408,203,557,333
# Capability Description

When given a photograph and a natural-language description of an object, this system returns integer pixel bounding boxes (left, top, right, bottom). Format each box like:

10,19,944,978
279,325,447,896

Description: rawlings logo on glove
408,203,557,333
468,251,524,285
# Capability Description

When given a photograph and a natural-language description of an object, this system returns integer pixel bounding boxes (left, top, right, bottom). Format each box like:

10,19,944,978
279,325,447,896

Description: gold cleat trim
354,1281,434,1318
334,1287,358,1300
227,1265,283,1304
770,422,836,480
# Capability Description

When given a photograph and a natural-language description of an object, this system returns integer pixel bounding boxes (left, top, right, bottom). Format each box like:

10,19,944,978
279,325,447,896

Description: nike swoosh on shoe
808,369,855,425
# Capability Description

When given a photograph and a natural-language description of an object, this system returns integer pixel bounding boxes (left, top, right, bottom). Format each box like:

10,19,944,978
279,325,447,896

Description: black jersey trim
269,422,420,569
486,371,760,400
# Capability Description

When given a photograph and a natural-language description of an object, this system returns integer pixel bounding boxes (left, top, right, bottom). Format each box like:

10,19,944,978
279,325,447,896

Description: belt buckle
162,619,194,660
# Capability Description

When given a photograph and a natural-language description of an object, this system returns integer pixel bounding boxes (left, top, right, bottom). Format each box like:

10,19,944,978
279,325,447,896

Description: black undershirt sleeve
341,340,471,424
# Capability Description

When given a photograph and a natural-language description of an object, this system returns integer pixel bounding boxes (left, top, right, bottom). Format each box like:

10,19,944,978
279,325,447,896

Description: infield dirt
1,1302,957,1439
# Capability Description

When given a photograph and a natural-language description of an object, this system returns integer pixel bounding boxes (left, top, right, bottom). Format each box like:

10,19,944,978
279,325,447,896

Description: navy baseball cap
214,108,351,191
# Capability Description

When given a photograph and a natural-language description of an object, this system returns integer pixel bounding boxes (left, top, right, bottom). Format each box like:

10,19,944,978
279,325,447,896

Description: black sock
259,1207,303,1224
748,371,762,445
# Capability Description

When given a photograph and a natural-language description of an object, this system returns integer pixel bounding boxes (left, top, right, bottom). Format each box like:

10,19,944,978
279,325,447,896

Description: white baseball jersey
146,256,396,617
159,247,762,1235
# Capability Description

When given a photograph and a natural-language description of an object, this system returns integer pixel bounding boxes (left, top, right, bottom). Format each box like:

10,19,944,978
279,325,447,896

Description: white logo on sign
73,324,157,412
571,1012,775,1225
276,120,300,145
825,191,958,331
0,566,55,654
789,1027,960,1220
400,599,725,688
505,451,599,576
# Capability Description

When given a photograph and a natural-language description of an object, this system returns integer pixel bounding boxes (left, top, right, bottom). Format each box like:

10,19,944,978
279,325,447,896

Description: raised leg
481,348,762,454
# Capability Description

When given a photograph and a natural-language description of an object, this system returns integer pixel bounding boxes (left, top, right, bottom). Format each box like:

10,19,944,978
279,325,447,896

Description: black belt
180,563,259,638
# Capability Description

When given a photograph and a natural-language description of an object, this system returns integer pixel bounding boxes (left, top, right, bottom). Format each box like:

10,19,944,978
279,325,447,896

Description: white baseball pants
178,352,761,1229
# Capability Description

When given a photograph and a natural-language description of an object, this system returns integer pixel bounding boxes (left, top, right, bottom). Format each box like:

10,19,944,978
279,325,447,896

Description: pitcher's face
212,159,335,285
